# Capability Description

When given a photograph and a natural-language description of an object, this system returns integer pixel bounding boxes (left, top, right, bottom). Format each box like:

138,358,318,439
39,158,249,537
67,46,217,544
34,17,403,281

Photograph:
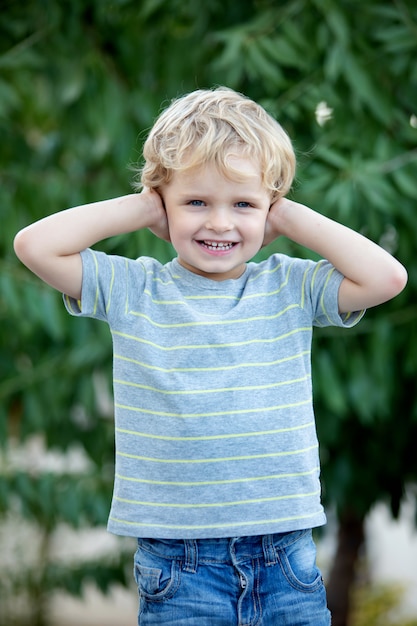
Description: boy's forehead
174,153,262,183
165,157,271,202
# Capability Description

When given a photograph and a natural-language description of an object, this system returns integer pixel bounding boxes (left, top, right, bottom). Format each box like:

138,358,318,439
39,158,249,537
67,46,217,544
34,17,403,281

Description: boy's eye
189,200,205,206
236,201,251,208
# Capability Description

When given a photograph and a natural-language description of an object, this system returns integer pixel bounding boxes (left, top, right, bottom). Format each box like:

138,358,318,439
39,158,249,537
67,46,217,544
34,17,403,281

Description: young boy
14,87,407,625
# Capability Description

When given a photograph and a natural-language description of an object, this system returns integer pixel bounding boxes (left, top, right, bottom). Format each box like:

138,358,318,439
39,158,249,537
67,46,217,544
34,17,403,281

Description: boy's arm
13,190,168,301
266,198,407,313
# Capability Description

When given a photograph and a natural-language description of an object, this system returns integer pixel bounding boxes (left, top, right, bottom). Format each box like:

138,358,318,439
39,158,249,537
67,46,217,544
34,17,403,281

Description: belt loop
262,534,278,567
183,539,198,573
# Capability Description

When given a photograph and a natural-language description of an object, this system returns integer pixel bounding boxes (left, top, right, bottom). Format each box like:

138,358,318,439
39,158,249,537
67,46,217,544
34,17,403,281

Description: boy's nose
205,207,233,232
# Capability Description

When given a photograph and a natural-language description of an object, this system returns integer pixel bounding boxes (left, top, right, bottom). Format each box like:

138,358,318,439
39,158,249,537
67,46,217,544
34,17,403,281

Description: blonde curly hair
135,87,296,201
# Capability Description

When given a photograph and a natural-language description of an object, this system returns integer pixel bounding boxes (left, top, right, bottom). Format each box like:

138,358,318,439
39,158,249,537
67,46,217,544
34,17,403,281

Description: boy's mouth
199,240,236,251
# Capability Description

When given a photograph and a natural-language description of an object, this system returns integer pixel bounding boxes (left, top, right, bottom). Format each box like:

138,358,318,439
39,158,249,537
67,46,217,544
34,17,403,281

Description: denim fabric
133,529,331,625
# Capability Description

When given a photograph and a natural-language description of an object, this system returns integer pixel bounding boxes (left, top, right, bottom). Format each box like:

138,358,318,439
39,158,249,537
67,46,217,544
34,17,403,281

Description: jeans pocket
278,530,324,593
134,545,181,601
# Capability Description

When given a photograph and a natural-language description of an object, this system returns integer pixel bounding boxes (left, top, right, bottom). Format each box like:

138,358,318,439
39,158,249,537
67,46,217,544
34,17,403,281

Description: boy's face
160,155,271,281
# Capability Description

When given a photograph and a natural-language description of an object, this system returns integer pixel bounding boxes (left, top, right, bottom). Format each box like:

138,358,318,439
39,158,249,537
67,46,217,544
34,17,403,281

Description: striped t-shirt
64,249,363,539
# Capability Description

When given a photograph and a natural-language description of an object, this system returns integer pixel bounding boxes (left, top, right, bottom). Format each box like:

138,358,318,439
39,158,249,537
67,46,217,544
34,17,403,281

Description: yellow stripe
105,258,115,314
300,266,309,309
143,289,186,305
109,509,322,531
115,398,311,419
144,289,292,305
238,261,292,300
145,266,289,304
64,294,78,314
115,489,320,509
114,349,310,373
247,259,283,282
115,467,319,487
124,258,129,314
112,325,310,352
151,275,175,286
116,443,318,464
92,251,100,316
311,259,326,292
126,303,299,328
319,267,336,325
116,420,314,442
114,374,310,396
185,293,243,302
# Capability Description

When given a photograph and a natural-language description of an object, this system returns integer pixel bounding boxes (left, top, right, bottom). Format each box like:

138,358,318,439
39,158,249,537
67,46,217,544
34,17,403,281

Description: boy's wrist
272,198,316,240
115,192,163,232
265,197,296,243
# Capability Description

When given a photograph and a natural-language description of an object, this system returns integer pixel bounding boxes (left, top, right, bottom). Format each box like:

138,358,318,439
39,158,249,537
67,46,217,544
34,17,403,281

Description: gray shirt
64,250,363,538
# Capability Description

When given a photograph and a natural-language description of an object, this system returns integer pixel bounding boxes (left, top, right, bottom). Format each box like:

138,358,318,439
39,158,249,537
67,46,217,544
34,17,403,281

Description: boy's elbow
14,227,44,272
381,261,408,303
361,260,408,311
14,228,34,266
389,262,408,298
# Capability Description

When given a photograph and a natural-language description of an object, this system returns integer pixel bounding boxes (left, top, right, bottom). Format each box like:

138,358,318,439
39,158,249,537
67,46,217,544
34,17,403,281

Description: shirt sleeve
63,248,147,324
304,258,365,328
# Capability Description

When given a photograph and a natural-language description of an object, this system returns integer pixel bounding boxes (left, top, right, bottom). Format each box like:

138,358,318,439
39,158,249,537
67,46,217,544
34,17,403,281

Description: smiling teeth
203,241,234,250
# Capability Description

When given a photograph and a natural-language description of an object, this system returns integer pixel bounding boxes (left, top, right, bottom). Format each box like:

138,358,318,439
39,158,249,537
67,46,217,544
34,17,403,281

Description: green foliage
350,583,417,626
1,0,417,621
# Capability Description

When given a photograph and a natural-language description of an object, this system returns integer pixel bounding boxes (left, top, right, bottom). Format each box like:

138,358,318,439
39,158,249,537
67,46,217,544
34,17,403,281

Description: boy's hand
141,187,171,242
263,196,290,247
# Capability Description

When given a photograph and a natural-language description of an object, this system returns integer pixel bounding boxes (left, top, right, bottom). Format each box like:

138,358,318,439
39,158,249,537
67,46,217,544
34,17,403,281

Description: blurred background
1,1,417,625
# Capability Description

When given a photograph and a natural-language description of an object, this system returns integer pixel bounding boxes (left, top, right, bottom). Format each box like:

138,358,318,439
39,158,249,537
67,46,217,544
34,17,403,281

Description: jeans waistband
137,529,310,572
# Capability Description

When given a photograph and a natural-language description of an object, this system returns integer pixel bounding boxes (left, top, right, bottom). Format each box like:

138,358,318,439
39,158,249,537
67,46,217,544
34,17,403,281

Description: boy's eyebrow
178,190,267,202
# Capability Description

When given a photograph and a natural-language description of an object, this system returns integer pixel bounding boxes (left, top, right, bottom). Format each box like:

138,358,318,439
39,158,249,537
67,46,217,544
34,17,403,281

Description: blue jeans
133,529,331,625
